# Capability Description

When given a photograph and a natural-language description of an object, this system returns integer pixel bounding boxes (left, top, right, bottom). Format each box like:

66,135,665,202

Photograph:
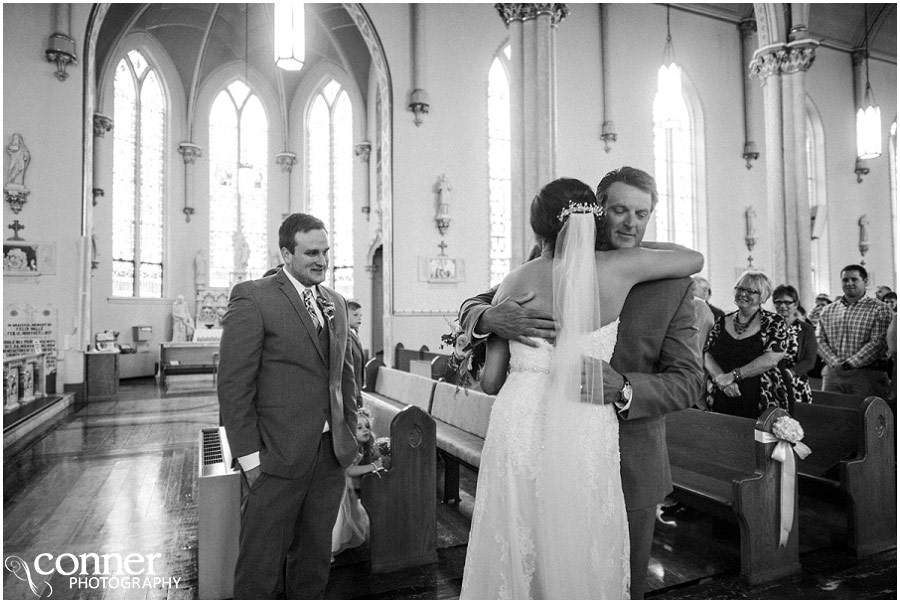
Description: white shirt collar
283,267,319,299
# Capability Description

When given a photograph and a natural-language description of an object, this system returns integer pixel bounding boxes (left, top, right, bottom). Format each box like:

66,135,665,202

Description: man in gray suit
458,167,704,599
219,213,359,598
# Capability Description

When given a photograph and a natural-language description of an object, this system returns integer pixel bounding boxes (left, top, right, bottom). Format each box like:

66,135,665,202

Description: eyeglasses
734,286,761,296
773,299,796,306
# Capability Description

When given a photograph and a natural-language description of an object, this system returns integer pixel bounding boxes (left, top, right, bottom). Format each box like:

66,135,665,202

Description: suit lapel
278,274,327,366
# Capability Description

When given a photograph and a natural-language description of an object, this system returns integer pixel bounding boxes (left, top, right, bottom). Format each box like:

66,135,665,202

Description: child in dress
331,409,384,559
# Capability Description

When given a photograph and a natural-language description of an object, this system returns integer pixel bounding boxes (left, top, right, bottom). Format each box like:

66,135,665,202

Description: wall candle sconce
858,214,869,264
854,157,870,183
744,206,757,267
434,174,451,235
45,5,77,82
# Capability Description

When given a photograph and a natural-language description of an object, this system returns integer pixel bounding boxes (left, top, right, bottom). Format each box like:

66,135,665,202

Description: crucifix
437,240,448,256
7,219,24,241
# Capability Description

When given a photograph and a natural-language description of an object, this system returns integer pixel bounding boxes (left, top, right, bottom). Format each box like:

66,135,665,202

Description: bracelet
731,368,743,382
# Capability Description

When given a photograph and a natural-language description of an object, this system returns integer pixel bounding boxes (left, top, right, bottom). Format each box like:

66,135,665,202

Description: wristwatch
617,377,633,408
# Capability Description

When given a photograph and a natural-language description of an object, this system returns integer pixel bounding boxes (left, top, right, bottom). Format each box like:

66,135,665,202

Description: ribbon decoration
754,430,812,547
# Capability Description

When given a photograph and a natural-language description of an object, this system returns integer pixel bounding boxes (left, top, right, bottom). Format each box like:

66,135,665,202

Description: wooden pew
159,342,220,387
360,405,438,573
794,394,896,556
666,407,800,585
393,343,451,379
361,360,437,437
430,381,495,504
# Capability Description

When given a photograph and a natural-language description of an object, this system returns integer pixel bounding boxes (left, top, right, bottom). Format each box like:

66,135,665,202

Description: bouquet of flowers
374,437,392,471
439,319,485,391
772,416,804,444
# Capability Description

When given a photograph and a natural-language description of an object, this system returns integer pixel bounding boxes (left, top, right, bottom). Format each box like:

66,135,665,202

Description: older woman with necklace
702,270,789,418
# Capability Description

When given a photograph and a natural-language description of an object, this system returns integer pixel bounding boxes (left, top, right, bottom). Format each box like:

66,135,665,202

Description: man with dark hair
816,264,892,397
219,212,358,598
457,166,704,599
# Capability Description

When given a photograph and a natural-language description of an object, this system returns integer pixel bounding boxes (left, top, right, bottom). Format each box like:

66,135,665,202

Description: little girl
331,408,384,559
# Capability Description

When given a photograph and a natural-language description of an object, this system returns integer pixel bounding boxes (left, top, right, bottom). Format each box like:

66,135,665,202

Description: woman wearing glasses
702,270,789,418
773,284,817,406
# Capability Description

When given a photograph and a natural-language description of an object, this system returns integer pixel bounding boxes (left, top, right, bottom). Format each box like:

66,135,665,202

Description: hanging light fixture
856,5,881,160
274,2,306,71
654,4,682,126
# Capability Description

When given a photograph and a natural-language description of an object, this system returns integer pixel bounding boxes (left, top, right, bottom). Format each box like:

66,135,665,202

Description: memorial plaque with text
4,304,58,372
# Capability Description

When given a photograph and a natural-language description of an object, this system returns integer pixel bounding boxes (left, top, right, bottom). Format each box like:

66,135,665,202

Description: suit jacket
459,277,704,511
218,270,359,478
349,329,365,404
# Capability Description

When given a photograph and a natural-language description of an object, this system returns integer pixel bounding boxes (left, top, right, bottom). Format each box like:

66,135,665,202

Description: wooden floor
3,376,896,600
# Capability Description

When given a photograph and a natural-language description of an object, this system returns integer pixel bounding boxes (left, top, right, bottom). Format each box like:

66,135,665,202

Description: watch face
622,382,633,402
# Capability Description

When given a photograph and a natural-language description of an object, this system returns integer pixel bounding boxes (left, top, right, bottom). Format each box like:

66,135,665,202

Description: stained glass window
208,80,268,287
307,79,353,298
652,80,694,248
488,51,511,287
111,50,166,298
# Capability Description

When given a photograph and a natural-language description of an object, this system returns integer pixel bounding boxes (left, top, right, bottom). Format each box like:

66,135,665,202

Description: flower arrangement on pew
758,414,812,546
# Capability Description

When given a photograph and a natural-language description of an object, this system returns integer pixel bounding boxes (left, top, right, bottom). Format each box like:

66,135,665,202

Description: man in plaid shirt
816,264,893,398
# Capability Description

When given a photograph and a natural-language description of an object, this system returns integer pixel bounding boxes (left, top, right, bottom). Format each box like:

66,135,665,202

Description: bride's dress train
460,321,630,599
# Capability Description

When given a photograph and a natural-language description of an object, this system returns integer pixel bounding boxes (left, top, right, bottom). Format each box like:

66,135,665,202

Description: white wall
3,3,897,370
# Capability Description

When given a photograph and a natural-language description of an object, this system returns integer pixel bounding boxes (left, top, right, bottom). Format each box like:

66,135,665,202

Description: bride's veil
535,208,607,596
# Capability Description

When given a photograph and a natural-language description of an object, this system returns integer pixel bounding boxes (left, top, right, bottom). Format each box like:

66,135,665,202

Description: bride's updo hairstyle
530,177,599,256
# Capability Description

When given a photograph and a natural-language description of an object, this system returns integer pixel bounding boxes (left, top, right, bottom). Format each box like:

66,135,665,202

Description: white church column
178,142,201,222
496,3,568,265
92,114,113,267
749,4,817,303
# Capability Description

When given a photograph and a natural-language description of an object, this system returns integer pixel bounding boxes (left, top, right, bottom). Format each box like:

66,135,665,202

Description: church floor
3,377,896,600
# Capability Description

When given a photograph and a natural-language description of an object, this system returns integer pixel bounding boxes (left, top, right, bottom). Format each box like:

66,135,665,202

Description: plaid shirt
816,295,892,368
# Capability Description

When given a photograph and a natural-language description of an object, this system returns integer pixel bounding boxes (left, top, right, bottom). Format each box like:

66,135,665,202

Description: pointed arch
805,95,831,297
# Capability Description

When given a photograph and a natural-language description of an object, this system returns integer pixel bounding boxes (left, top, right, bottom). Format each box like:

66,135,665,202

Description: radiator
197,426,240,599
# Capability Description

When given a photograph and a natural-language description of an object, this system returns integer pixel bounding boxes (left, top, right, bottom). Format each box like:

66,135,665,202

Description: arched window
806,99,830,296
652,79,694,248
111,49,166,297
208,80,268,287
890,120,897,280
488,46,511,287
307,79,353,298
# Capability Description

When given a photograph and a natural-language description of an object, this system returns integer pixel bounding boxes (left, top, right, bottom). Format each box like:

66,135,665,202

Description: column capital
275,152,298,173
355,141,372,163
495,3,569,27
852,49,868,67
178,142,202,164
93,114,113,137
749,39,818,80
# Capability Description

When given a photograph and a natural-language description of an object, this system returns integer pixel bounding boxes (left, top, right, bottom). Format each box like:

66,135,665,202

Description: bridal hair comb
557,200,604,223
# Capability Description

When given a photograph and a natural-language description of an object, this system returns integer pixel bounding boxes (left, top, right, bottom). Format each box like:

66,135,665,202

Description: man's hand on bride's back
478,292,556,347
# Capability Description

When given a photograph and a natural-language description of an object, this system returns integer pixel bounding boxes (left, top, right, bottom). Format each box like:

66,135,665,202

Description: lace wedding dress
460,321,630,599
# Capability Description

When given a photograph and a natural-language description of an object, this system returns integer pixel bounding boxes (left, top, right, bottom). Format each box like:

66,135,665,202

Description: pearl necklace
733,309,759,336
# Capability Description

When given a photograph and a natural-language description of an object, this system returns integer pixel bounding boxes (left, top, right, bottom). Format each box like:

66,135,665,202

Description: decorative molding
739,19,757,39
355,141,372,163
4,189,29,214
749,40,819,81
855,158,870,183
495,3,570,27
45,33,77,82
275,152,298,173
177,142,202,164
92,113,113,137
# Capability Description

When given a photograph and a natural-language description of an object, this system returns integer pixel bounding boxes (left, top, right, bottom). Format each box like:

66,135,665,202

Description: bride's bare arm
480,335,510,395
613,244,704,283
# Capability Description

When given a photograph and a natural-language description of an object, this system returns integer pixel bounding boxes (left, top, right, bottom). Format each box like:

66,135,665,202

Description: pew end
360,405,438,573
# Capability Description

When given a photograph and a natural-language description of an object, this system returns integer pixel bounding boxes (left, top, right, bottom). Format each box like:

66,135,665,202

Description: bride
460,177,703,599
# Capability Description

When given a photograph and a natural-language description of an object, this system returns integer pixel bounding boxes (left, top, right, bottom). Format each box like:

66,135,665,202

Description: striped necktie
302,289,321,332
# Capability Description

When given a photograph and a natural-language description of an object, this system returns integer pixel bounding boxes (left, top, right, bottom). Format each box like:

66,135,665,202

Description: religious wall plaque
4,303,58,373
3,241,56,275
419,257,465,284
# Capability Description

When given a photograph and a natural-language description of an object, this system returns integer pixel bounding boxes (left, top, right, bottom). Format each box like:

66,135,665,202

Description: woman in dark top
773,284,817,406
703,270,789,418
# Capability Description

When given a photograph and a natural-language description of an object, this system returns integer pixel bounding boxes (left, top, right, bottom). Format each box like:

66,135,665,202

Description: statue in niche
5,134,30,188
233,231,250,274
194,249,208,288
172,295,195,342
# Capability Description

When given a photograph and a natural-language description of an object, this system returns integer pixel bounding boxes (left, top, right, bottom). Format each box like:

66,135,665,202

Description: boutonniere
316,296,336,324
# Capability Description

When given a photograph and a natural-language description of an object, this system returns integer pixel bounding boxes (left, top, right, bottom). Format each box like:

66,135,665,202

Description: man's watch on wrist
618,377,633,407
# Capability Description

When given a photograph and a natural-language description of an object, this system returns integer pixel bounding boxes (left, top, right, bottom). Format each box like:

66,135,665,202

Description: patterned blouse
704,308,791,414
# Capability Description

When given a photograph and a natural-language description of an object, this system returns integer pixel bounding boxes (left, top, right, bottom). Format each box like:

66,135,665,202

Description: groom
457,167,704,599
218,213,359,598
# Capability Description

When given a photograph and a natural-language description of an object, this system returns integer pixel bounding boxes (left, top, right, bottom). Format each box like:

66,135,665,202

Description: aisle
3,379,895,600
